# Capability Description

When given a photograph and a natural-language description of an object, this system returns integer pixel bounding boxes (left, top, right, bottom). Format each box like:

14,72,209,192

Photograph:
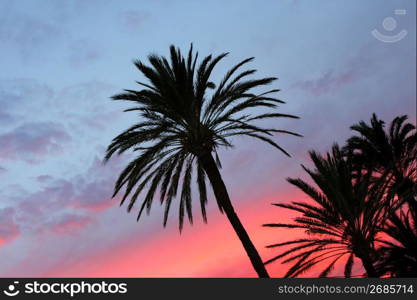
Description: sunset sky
0,0,415,277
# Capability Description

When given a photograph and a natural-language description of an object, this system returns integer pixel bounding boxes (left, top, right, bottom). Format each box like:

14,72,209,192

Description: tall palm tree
344,114,416,212
104,45,299,277
264,145,389,277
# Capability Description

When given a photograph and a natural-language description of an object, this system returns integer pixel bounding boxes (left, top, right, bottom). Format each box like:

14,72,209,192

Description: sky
0,0,415,277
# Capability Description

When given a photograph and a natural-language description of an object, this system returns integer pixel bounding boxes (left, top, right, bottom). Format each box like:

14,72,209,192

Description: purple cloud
11,153,127,241
0,122,71,164
0,3,69,61
0,111,13,124
45,213,93,236
36,175,53,183
290,44,383,97
292,69,356,96
67,156,127,212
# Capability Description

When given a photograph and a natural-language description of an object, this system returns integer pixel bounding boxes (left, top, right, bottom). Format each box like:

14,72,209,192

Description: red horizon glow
41,192,351,278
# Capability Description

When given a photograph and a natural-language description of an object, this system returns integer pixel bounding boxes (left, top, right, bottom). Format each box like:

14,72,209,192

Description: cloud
45,213,93,236
0,14,60,45
69,181,115,213
0,122,71,164
0,1,73,61
0,207,20,246
36,175,53,183
67,156,127,212
53,81,124,132
12,153,127,238
0,79,54,122
0,79,123,135
290,44,383,97
0,111,13,124
292,69,356,96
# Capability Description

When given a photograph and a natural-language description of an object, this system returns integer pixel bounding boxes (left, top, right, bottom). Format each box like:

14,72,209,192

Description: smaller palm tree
345,114,417,277
264,145,389,277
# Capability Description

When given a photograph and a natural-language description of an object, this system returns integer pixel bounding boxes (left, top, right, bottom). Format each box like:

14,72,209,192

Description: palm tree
104,45,299,277
264,145,389,277
344,114,416,212
344,114,417,277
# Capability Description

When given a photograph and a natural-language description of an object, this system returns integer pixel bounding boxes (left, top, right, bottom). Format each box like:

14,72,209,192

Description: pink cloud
0,208,20,247
0,122,71,163
69,181,116,213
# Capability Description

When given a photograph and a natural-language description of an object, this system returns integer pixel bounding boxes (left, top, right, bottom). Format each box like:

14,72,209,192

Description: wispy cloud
292,69,356,96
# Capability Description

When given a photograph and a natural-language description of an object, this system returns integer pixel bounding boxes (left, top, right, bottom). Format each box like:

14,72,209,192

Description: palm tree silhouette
344,114,416,212
264,145,388,277
104,45,299,277
345,114,417,277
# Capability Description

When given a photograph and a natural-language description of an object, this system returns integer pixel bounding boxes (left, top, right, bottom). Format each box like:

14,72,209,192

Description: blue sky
0,0,415,277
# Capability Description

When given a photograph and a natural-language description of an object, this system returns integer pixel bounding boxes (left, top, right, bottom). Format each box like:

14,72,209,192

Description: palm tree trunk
199,153,270,278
